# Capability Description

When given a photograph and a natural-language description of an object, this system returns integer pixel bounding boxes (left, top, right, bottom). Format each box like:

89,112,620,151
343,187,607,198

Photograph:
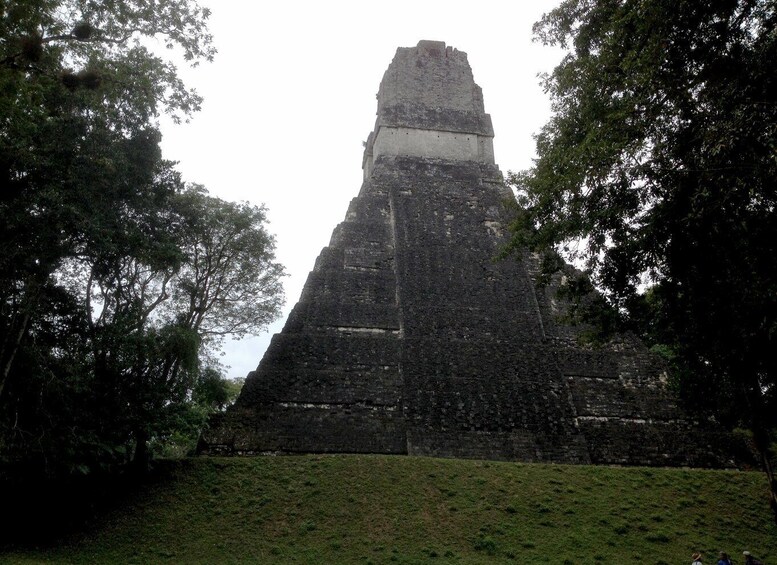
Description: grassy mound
5,455,776,564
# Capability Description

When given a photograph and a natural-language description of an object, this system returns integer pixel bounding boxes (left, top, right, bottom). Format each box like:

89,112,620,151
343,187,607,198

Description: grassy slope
4,455,776,564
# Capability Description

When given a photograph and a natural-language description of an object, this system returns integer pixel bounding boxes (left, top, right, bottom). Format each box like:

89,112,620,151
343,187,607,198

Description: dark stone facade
199,41,736,467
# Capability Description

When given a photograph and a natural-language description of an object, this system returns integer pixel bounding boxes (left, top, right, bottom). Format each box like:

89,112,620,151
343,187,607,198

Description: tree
0,1,286,477
168,185,285,345
0,0,215,398
510,0,777,515
80,185,285,467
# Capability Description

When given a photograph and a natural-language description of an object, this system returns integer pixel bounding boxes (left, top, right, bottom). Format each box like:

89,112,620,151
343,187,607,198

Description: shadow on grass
0,459,179,550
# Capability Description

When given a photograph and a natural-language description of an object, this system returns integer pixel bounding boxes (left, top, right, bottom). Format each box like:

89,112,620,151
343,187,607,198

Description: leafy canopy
511,0,776,412
0,0,285,477
511,0,776,514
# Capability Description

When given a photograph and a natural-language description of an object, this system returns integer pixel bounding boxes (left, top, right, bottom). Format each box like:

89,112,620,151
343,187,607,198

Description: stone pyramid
200,41,732,466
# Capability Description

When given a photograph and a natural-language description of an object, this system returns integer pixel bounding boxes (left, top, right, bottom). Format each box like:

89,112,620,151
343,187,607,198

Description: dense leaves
0,1,284,478
169,186,285,341
511,0,777,513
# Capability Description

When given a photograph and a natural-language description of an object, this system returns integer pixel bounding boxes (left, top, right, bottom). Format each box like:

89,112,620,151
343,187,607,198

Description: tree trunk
132,428,150,475
745,384,777,525
0,276,44,399
0,310,31,399
751,424,777,524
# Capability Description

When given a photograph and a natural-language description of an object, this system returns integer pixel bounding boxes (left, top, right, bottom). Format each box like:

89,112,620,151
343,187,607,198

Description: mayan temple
200,41,734,466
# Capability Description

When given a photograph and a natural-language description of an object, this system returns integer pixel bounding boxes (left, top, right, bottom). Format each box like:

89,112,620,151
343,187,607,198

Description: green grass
4,455,776,564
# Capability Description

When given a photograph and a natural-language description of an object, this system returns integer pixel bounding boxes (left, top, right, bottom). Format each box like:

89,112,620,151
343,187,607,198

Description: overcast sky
158,0,565,379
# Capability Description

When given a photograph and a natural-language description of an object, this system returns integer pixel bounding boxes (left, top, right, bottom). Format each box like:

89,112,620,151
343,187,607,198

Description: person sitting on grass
743,551,763,565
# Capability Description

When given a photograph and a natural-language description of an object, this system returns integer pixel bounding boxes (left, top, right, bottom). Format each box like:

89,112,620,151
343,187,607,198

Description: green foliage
0,1,283,479
0,179,284,477
0,0,214,126
509,0,777,510
167,185,285,345
4,455,777,563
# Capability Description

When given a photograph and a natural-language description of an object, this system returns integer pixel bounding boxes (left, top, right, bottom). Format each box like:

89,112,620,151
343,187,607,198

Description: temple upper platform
362,40,495,179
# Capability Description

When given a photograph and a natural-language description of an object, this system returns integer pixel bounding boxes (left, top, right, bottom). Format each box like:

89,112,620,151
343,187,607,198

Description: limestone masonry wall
199,41,739,467
363,39,495,178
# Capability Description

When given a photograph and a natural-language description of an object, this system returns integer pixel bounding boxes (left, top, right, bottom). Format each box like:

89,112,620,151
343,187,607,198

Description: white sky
159,0,565,380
